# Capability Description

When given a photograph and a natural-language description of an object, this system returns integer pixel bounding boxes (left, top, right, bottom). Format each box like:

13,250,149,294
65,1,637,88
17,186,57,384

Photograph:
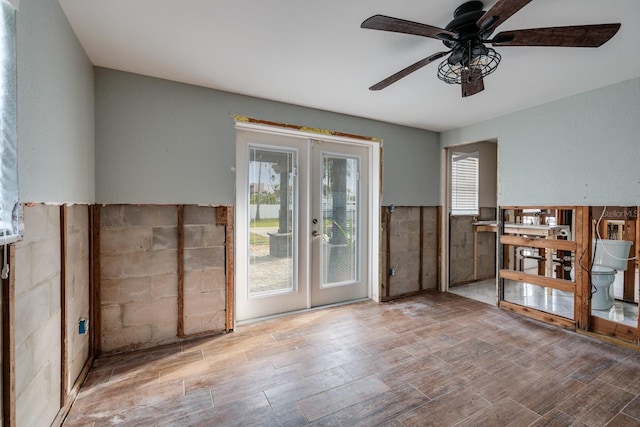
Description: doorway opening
444,140,498,304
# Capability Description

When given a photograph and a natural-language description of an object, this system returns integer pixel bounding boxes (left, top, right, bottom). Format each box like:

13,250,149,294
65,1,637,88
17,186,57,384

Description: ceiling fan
361,0,621,97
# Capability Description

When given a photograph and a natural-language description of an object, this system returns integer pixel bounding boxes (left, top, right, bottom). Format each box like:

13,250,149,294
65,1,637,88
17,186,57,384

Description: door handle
312,230,320,237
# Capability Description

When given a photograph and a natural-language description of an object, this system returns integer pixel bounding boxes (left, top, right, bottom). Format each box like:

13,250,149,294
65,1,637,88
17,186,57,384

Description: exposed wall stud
2,244,15,427
177,205,185,337
224,206,235,332
91,206,101,355
60,205,68,407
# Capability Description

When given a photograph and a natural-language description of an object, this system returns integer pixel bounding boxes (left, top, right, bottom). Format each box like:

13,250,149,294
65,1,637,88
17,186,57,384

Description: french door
235,129,371,321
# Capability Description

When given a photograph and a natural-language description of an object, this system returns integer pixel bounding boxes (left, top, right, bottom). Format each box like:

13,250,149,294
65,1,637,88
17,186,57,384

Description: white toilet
590,239,633,310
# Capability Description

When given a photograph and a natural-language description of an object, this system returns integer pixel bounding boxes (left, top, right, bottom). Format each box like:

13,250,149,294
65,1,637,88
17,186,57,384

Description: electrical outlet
79,318,88,335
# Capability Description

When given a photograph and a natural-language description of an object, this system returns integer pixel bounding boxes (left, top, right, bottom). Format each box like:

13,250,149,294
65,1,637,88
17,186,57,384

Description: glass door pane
235,130,309,322
321,155,360,287
248,147,296,296
311,141,368,307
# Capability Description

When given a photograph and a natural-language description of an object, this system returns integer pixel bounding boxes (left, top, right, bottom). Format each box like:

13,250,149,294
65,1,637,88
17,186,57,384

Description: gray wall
95,68,440,206
17,0,95,203
441,77,640,206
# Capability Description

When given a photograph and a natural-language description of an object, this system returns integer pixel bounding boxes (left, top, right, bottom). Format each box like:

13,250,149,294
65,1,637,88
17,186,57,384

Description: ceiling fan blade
492,24,621,47
477,0,532,32
369,51,449,91
361,15,455,40
461,69,484,98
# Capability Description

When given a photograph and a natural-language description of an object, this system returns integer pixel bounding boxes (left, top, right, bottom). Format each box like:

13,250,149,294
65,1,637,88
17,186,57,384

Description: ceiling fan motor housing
443,1,494,48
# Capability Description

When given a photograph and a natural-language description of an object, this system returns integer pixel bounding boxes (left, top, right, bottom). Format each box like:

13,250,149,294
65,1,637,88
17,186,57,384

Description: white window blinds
451,151,479,216
0,0,21,245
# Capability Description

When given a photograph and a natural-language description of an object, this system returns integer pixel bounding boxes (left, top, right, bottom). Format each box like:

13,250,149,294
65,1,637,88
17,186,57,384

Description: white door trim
234,121,381,321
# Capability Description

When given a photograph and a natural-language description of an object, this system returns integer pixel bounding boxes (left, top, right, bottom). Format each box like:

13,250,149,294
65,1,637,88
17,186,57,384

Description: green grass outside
250,218,280,228
250,232,269,245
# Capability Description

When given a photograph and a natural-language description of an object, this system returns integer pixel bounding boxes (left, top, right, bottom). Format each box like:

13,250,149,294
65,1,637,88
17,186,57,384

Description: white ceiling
58,0,640,132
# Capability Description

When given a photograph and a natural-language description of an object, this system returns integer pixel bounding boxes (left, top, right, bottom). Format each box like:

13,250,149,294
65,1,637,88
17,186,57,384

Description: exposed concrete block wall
64,205,91,392
100,204,228,352
449,214,496,286
183,206,226,335
475,230,496,281
381,207,439,299
100,205,179,352
449,215,474,285
421,207,439,290
14,204,62,426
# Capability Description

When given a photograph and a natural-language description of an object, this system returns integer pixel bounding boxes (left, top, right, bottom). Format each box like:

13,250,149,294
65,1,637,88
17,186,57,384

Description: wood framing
623,218,636,302
224,206,235,332
90,206,101,355
2,245,16,427
591,316,638,343
574,206,591,330
499,270,575,293
383,207,391,299
498,206,581,331
437,206,442,292
419,207,424,291
499,235,576,252
500,300,575,330
177,205,185,337
59,206,68,407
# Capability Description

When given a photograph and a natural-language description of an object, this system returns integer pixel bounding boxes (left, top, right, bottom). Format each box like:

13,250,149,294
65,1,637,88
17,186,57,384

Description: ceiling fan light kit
361,0,621,97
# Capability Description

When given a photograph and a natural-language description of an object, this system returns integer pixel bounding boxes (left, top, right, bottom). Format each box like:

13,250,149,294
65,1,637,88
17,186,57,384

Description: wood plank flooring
63,292,640,426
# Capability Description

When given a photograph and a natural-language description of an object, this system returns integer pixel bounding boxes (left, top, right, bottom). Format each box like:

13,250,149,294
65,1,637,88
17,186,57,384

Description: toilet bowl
590,265,616,310
590,239,633,311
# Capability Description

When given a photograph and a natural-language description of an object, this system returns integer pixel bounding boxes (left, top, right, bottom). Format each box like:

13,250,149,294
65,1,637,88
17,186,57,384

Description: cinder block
184,225,205,249
101,304,123,331
120,250,177,277
184,205,217,225
20,204,60,245
15,358,59,427
13,245,32,295
184,269,225,293
389,235,409,254
101,227,153,254
152,227,178,250
203,310,226,332
32,237,61,286
184,247,224,270
100,253,124,280
183,315,204,335
122,297,177,327
184,290,225,314
203,224,226,247
151,273,178,298
101,325,153,353
101,205,124,227
101,276,152,304
15,282,51,345
123,205,177,227
151,320,177,342
32,313,62,374
201,268,226,291
15,337,33,396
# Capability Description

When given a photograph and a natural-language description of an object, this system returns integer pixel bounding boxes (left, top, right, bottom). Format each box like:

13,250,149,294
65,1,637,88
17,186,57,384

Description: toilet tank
592,239,633,271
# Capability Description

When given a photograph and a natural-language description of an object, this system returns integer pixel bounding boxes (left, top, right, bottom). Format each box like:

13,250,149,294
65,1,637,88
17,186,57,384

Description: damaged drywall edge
233,115,382,143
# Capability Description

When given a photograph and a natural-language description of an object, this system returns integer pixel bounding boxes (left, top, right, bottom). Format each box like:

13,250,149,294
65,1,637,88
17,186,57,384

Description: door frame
441,139,499,293
234,120,381,322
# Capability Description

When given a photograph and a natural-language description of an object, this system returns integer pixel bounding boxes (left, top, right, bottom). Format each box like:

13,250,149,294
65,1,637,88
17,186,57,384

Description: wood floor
63,292,640,426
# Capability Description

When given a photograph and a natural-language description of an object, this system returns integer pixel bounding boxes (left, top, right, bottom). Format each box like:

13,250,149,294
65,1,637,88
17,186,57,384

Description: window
0,0,21,245
450,151,479,215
